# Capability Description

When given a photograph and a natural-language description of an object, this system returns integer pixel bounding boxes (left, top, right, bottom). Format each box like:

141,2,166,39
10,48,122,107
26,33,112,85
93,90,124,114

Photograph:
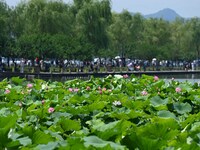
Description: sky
4,0,200,18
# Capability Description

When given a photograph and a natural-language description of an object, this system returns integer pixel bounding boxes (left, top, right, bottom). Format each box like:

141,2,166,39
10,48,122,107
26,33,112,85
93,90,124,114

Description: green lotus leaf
178,83,193,92
5,88,24,101
27,103,40,113
193,95,200,104
190,122,200,132
34,141,59,150
59,136,85,149
124,118,179,149
17,136,32,146
157,110,177,120
150,96,168,107
173,102,192,114
59,118,81,132
88,119,132,141
0,115,18,148
0,79,8,88
84,136,127,150
51,112,72,119
1,75,200,149
0,107,11,116
88,101,105,112
126,82,135,91
123,133,162,150
11,77,26,85
32,130,54,144
44,130,64,141
22,124,35,138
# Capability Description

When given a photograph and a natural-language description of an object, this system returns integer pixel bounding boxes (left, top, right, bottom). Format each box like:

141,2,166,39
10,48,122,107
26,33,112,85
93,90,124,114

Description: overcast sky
4,0,200,18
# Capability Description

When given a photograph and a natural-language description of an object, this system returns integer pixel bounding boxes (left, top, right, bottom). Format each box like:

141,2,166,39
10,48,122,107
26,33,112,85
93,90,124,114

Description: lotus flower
74,88,79,92
141,90,148,96
99,90,102,94
27,83,33,88
69,88,73,92
108,89,112,92
113,101,121,106
5,89,10,94
42,100,45,105
175,87,182,93
19,102,22,107
86,86,91,90
48,107,54,113
154,76,159,81
102,88,107,91
123,74,129,78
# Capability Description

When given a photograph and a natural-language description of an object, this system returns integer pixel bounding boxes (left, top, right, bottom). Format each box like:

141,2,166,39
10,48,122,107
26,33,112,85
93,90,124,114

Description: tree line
0,0,200,64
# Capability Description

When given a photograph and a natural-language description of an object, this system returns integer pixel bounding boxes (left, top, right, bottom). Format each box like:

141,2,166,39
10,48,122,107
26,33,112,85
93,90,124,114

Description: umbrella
152,58,156,61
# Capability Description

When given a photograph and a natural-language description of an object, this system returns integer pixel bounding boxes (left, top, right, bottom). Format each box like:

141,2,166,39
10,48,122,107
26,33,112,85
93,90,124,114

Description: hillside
144,8,182,21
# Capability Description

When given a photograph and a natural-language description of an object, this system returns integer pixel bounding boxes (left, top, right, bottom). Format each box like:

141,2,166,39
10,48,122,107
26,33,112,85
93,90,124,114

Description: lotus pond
1,74,200,150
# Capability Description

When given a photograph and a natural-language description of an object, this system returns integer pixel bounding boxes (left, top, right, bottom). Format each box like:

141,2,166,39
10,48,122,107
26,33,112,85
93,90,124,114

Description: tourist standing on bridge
20,58,25,73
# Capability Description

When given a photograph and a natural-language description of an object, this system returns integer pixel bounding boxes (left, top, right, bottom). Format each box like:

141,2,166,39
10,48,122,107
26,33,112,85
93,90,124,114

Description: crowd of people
0,57,199,73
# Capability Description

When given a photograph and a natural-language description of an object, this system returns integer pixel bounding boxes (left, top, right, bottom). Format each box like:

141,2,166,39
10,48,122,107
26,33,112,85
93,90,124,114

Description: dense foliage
0,0,200,61
1,75,200,149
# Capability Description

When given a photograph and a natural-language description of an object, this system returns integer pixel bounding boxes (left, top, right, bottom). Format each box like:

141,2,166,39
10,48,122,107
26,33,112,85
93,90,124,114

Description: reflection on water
164,78,199,84
158,73,200,79
159,74,200,84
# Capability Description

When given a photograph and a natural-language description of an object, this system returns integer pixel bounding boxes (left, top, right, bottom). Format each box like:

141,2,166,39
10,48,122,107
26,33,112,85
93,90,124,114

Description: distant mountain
144,8,182,21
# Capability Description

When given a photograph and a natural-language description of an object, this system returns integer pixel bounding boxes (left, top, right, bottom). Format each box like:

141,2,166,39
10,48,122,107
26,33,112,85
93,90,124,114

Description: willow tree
15,0,75,60
75,0,112,58
169,18,188,60
14,0,47,61
21,0,72,34
190,18,200,60
140,18,172,60
131,13,145,59
0,0,19,67
0,0,10,56
108,11,144,59
108,11,132,58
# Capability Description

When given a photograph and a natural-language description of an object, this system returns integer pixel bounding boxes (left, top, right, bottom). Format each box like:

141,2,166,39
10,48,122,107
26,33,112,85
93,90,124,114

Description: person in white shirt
20,58,25,73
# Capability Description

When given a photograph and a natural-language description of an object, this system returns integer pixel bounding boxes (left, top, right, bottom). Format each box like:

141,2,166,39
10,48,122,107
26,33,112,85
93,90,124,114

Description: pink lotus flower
5,89,10,94
48,107,54,113
86,86,91,90
99,90,102,95
27,83,33,88
69,88,73,92
175,87,182,93
74,88,79,92
141,90,148,96
123,74,129,78
102,88,107,91
154,76,159,81
42,100,45,105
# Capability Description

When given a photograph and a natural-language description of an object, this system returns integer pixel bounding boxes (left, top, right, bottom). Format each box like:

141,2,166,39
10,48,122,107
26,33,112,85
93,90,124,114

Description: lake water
159,74,200,84
165,79,199,84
